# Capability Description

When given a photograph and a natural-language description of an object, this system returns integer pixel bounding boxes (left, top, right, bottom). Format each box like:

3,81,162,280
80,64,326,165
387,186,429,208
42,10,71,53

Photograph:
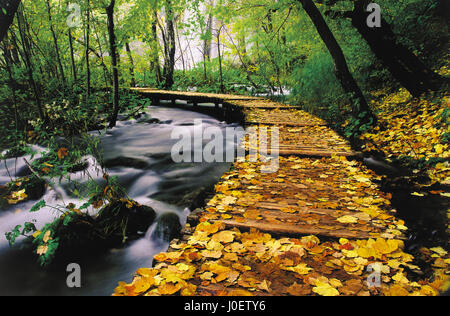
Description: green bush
289,50,346,116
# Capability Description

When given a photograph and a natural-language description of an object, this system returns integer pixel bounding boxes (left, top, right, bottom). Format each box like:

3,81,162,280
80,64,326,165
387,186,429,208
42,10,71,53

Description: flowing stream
0,105,239,296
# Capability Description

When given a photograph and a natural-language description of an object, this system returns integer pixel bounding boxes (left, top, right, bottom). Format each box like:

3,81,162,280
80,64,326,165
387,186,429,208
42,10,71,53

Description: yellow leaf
181,284,197,296
336,215,358,224
43,230,52,243
312,281,340,296
430,247,448,257
132,276,154,294
157,282,183,295
137,268,158,278
37,245,48,256
282,263,312,275
211,231,235,244
281,208,296,214
386,284,409,296
196,222,222,235
392,272,409,284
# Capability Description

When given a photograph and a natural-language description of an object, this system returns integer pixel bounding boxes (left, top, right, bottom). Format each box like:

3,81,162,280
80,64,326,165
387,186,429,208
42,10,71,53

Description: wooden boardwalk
113,90,432,297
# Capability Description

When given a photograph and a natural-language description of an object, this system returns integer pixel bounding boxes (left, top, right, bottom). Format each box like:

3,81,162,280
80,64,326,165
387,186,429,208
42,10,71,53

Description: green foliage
343,112,375,139
3,146,139,267
290,51,345,114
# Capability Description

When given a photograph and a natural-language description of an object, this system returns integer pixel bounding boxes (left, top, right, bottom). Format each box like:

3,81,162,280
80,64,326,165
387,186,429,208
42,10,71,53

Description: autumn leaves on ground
0,0,449,298
113,88,449,297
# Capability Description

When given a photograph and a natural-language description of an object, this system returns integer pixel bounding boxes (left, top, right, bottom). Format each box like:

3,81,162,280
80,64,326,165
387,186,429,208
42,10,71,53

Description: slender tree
125,41,136,87
106,0,120,128
1,33,19,128
16,4,44,119
85,0,91,102
162,0,176,89
297,0,374,123
216,23,225,93
150,8,162,85
68,29,77,82
45,0,66,87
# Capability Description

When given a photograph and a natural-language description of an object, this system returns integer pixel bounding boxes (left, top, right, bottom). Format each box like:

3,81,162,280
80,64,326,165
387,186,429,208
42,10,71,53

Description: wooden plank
277,149,362,158
245,121,327,127
218,218,374,239
132,88,263,102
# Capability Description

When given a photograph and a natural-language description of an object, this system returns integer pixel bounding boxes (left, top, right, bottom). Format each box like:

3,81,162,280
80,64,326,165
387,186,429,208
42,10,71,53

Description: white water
0,105,237,296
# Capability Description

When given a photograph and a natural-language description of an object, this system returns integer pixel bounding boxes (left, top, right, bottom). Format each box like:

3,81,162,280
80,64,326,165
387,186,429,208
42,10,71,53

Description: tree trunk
106,0,120,128
9,31,21,65
175,21,186,74
351,0,446,97
0,0,21,42
16,4,44,119
150,9,161,86
68,29,77,82
216,24,224,93
298,0,374,123
45,0,66,87
203,11,213,61
1,33,19,128
163,0,176,89
92,18,112,87
125,41,136,87
85,0,91,102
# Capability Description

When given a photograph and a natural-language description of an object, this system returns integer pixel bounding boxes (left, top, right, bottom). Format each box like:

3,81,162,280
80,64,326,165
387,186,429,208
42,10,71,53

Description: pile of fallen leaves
114,223,449,296
360,88,449,185
200,156,407,240
114,93,449,297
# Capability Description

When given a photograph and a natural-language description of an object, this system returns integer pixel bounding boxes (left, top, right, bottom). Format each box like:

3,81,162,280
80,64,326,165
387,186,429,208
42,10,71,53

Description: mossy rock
0,196,8,210
48,200,157,259
151,212,182,242
96,200,157,239
22,177,46,200
0,176,46,210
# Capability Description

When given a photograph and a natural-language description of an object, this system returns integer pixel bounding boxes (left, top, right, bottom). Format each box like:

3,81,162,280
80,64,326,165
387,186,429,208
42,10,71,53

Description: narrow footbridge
114,89,419,297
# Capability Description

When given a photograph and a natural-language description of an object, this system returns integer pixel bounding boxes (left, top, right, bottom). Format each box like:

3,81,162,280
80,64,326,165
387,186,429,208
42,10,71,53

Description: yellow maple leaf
282,263,312,275
157,282,183,295
132,276,154,294
196,221,222,234
180,283,197,296
312,281,340,296
212,231,235,243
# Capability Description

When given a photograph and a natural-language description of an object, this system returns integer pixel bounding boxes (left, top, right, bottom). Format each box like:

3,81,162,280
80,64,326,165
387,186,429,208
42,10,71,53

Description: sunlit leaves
361,89,450,184
6,189,27,205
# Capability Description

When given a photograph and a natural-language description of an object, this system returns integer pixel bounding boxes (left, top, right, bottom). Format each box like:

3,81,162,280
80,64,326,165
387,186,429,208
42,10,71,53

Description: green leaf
63,214,72,226
22,222,37,235
30,200,46,213
5,225,22,247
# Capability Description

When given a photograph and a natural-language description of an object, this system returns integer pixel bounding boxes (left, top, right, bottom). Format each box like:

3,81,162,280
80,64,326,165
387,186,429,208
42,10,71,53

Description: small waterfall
0,105,238,295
